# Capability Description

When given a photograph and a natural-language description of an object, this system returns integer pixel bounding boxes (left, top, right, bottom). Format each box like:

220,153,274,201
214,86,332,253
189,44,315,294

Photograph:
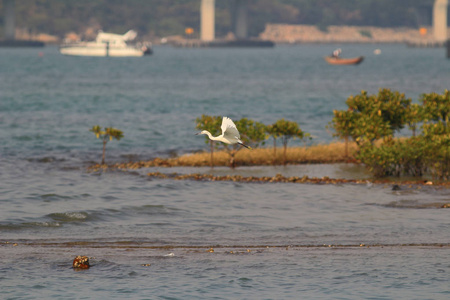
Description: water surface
1,44,450,299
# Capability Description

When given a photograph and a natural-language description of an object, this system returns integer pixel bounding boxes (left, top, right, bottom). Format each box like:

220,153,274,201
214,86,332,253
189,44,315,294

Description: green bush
330,89,411,148
235,118,267,148
267,119,310,165
90,125,124,165
357,137,427,177
330,89,450,179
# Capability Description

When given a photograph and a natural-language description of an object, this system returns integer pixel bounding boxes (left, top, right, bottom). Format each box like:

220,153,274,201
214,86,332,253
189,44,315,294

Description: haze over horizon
0,0,444,41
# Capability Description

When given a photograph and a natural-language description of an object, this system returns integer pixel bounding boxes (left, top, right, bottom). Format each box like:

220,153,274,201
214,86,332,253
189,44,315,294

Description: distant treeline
0,0,437,39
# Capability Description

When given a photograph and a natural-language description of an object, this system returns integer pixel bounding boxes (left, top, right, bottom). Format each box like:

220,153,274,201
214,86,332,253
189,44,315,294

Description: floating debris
72,255,90,269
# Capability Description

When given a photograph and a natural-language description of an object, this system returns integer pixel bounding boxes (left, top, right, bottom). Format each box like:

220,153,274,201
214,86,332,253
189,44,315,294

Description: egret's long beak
195,132,201,135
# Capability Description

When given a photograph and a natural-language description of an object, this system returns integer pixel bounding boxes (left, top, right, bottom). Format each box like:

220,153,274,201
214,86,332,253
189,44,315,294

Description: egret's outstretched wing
221,116,240,140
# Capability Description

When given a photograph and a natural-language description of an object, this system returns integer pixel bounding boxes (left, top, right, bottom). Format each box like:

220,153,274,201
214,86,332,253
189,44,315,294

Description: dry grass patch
89,141,358,171
177,141,358,167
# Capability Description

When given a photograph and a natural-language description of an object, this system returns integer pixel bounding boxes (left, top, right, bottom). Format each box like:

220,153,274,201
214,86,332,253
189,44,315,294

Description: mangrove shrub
332,90,450,178
90,125,124,165
267,119,310,165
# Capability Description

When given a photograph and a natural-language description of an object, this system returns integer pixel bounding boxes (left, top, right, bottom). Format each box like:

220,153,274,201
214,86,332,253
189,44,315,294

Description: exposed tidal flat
1,44,450,299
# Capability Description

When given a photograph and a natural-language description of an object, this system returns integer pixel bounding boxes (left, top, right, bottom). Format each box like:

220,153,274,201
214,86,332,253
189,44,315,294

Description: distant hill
0,0,438,41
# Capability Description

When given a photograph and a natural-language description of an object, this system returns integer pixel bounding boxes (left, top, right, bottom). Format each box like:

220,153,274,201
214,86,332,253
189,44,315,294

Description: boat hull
324,56,364,65
59,43,151,57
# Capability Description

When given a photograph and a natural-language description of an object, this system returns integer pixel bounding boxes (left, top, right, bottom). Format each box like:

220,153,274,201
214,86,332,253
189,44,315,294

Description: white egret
196,116,252,149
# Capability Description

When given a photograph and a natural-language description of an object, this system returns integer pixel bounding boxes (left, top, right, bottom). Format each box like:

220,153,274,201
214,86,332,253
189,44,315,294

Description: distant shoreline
259,24,447,46
10,24,448,47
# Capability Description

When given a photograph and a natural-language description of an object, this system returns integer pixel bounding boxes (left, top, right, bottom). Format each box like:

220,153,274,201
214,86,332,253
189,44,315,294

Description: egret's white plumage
196,116,251,149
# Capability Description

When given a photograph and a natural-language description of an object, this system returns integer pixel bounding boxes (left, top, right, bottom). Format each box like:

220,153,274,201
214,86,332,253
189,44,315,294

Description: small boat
59,30,152,57
324,56,364,65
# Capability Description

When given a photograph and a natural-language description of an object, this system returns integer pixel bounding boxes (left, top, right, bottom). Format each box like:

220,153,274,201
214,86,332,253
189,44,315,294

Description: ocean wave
37,193,91,202
48,211,90,222
0,221,61,230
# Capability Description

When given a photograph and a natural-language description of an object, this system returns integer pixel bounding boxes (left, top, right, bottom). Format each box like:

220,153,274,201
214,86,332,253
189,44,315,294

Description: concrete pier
170,38,274,48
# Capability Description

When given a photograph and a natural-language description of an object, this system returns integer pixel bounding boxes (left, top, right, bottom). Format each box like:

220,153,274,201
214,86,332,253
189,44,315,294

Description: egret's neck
202,131,220,141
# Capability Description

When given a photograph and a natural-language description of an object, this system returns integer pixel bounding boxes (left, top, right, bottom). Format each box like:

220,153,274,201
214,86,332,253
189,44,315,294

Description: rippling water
1,44,450,299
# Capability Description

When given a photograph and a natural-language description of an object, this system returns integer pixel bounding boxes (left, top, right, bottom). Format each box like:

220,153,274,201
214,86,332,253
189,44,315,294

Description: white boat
59,30,152,57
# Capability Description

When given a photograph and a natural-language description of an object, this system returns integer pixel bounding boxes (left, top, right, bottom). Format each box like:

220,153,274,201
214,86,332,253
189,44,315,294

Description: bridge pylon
200,0,215,41
433,0,448,42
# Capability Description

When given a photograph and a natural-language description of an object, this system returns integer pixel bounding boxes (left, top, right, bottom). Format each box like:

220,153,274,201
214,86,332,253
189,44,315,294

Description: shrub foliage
90,125,124,165
267,119,310,165
330,89,450,179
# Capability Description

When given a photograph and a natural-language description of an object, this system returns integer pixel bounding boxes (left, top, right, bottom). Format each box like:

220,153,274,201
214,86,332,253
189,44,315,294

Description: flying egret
196,116,252,149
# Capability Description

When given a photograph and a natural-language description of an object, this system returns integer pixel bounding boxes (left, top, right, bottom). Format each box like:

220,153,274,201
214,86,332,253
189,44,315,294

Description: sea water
1,44,450,299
